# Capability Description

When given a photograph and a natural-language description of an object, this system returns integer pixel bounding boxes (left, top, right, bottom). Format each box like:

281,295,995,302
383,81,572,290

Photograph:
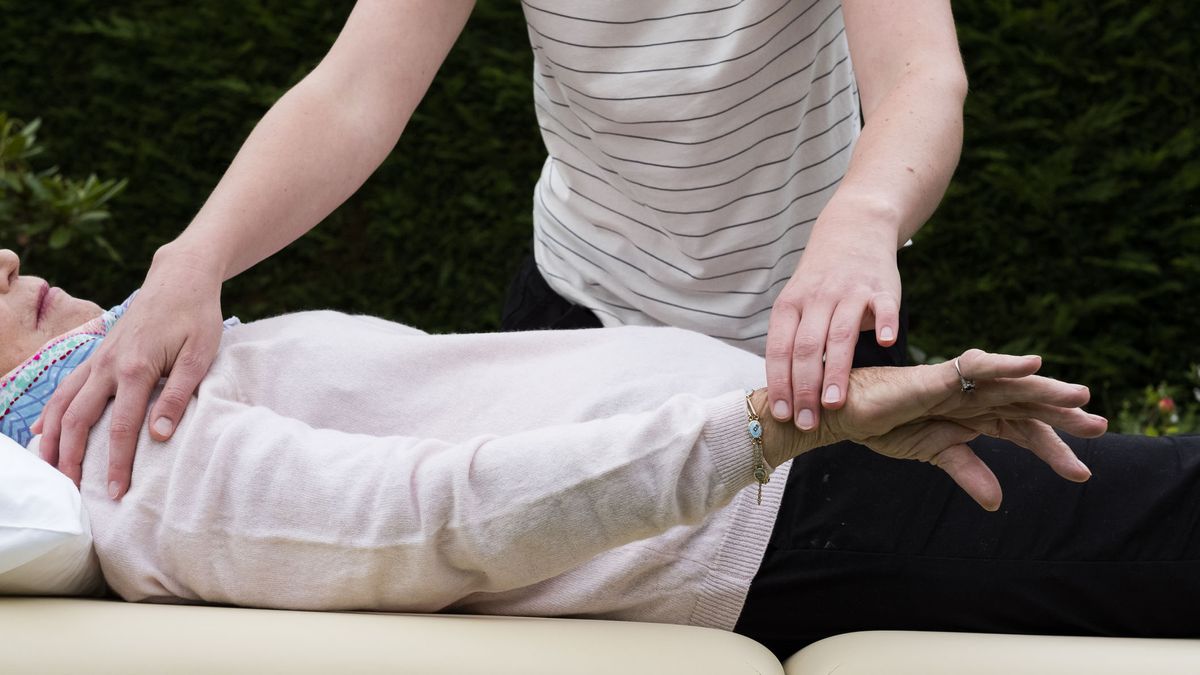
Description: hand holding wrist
751,388,834,469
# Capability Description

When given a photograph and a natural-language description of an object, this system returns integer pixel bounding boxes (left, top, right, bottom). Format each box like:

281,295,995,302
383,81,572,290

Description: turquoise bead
748,420,762,438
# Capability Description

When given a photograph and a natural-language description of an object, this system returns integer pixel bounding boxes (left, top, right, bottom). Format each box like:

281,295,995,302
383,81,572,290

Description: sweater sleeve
89,387,759,612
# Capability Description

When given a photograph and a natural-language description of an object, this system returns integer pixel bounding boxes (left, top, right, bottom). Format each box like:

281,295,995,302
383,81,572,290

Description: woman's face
0,249,104,374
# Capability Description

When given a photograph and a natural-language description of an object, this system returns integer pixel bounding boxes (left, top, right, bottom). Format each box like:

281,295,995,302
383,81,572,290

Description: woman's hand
764,216,901,431
817,349,1108,510
33,245,225,499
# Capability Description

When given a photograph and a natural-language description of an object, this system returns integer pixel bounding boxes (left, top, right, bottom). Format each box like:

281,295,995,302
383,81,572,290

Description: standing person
35,0,967,500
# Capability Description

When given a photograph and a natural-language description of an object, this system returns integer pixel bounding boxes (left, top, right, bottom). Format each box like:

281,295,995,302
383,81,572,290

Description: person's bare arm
765,0,967,429
35,0,475,497
172,0,475,279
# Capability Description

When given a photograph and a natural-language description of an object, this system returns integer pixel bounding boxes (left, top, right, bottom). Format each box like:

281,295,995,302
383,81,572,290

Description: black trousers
502,257,1199,657
735,432,1200,658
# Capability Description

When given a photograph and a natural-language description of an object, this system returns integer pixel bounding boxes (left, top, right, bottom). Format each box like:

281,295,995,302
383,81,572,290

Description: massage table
3,598,1198,673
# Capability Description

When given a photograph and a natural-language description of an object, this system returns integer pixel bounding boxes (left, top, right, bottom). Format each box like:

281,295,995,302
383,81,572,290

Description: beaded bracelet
744,389,771,505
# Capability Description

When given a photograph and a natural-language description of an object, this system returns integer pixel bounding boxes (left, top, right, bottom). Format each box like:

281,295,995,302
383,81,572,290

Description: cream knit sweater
79,312,790,630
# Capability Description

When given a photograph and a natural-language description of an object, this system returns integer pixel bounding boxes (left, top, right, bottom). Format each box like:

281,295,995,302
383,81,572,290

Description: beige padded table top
7,598,1200,673
0,598,783,674
785,630,1200,675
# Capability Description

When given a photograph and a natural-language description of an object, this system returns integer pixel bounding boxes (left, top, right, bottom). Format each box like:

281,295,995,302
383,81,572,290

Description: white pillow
0,435,103,595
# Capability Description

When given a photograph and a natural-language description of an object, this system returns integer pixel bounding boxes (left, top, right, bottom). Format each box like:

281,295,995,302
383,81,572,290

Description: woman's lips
35,282,54,327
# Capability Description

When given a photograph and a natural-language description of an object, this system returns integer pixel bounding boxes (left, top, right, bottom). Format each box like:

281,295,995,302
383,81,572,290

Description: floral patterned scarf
0,294,134,446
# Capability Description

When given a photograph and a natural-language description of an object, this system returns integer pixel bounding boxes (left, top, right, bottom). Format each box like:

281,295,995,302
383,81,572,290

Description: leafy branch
0,112,126,265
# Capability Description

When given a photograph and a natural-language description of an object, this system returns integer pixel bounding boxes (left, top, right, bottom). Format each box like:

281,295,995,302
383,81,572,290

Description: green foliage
0,0,541,324
0,114,126,266
901,0,1199,416
0,0,1195,418
1115,366,1200,436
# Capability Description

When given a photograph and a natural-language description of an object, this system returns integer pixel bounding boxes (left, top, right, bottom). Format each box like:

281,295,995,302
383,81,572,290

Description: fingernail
823,384,840,404
772,400,790,420
880,327,894,342
1074,458,1092,478
153,417,173,437
108,481,121,500
797,409,815,430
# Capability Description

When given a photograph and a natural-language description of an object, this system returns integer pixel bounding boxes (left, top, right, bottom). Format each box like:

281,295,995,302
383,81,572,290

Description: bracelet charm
744,390,771,505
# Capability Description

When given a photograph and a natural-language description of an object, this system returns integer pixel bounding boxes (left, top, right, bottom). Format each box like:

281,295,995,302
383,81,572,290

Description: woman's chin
47,291,104,335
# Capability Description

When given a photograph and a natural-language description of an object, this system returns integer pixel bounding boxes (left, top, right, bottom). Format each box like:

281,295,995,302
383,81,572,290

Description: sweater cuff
703,391,760,497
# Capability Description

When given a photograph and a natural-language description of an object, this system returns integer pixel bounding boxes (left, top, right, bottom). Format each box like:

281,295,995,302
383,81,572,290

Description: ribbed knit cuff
694,390,792,631
702,391,757,498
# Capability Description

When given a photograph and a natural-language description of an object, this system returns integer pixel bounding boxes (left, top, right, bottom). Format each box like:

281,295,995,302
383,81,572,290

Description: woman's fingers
870,420,1000,510
145,338,218,443
953,415,1094,484
950,349,1042,388
932,373,1093,415
929,443,1002,512
33,361,93,466
53,373,119,486
764,302,800,421
869,291,900,347
36,260,224,496
104,363,159,500
1010,419,1092,482
819,301,865,410
789,304,833,430
962,402,1107,438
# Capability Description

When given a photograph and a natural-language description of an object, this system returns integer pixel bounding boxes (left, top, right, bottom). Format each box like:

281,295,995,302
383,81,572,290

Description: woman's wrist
153,239,230,286
809,191,905,247
751,388,835,468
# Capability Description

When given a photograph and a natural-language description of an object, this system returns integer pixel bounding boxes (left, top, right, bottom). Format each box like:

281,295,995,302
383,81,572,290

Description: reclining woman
2,248,1197,658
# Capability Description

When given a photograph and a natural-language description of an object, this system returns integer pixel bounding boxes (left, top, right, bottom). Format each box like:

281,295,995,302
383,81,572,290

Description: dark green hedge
1,0,1196,416
901,0,1199,413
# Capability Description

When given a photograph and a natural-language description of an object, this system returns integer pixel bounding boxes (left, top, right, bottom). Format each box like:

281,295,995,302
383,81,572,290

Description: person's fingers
55,376,119,486
869,291,900,347
948,349,1042,390
929,443,1003,511
1008,419,1092,483
819,301,863,410
927,366,1092,417
33,362,93,466
960,376,1092,411
147,342,213,442
790,304,833,431
953,409,1102,443
105,379,156,501
967,402,1108,438
765,303,800,421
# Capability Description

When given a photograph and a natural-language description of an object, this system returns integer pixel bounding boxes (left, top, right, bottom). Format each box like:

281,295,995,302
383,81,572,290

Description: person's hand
764,223,901,432
32,245,224,498
813,349,1108,510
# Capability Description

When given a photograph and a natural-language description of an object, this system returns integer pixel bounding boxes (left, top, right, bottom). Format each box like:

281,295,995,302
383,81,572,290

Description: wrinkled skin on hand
767,349,1108,511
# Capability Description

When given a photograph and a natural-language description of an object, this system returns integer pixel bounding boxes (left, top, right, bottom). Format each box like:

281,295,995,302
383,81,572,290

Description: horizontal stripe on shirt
524,0,860,353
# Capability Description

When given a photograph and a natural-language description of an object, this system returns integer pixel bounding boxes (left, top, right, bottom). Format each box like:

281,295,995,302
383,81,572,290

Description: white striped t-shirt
523,0,861,353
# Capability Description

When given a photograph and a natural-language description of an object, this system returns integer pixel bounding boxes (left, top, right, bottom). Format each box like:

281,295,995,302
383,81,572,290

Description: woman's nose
0,249,20,292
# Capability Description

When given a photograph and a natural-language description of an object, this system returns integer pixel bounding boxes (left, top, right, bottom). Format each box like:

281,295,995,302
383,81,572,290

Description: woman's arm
171,0,475,279
36,0,475,494
765,0,968,430
85,350,1101,611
